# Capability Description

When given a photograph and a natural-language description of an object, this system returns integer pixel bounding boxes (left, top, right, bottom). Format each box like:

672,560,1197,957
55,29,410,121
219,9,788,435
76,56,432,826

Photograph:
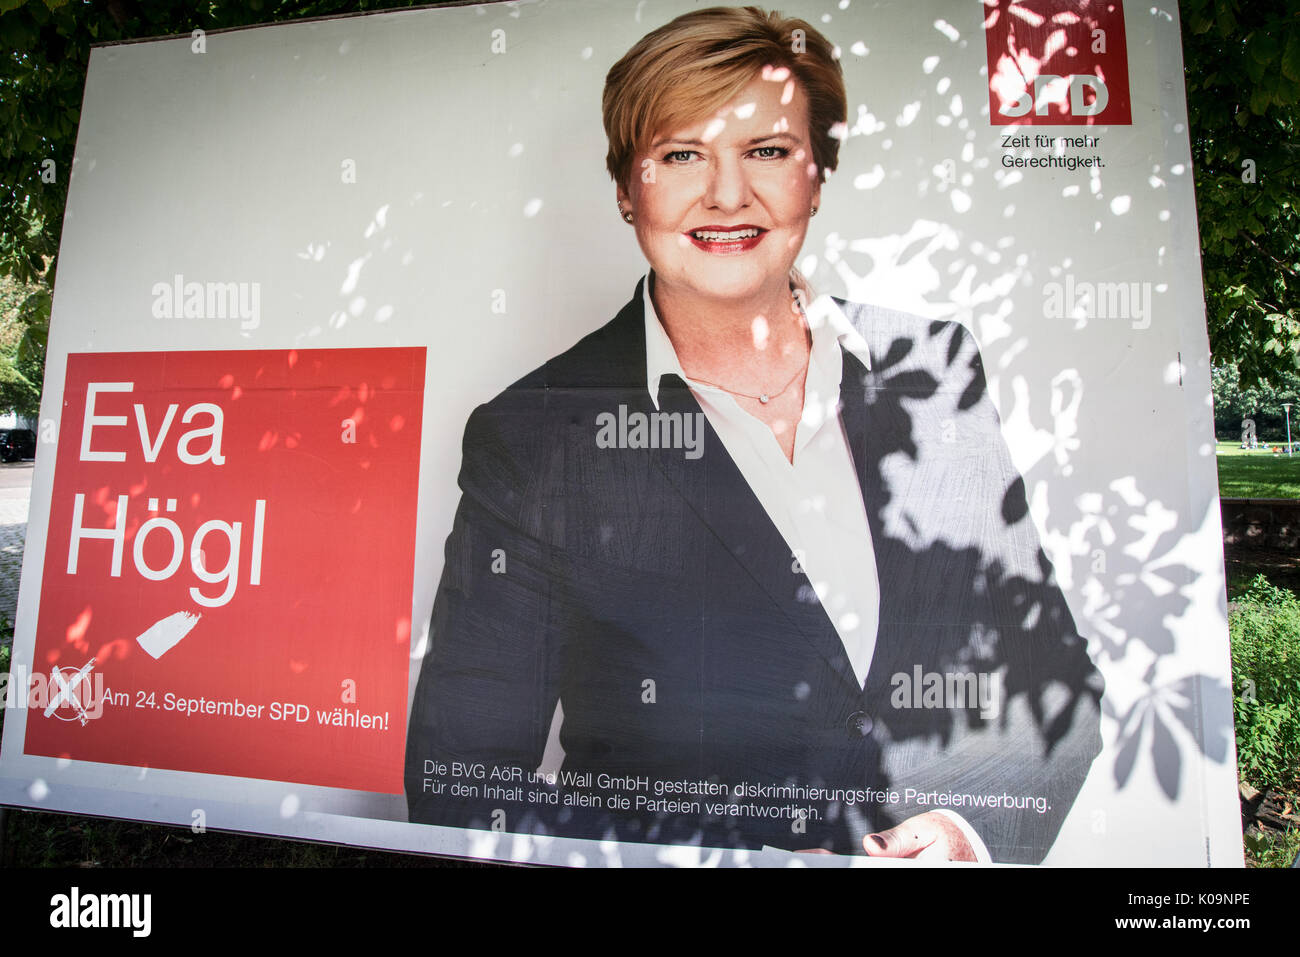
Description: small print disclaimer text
416,763,1050,819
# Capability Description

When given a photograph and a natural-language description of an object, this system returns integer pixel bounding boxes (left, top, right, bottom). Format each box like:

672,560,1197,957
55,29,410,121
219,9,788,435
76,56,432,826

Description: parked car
0,428,35,462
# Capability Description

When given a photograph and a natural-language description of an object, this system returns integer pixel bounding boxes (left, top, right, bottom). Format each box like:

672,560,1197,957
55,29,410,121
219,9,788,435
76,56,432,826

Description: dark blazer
406,280,1103,864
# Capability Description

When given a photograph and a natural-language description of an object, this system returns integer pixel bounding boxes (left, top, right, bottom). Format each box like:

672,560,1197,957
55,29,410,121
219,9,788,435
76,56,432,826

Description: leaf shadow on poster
815,2,1225,810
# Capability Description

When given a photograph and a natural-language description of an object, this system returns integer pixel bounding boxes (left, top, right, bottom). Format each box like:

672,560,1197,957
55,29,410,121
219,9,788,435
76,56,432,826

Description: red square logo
24,348,425,794
984,0,1132,126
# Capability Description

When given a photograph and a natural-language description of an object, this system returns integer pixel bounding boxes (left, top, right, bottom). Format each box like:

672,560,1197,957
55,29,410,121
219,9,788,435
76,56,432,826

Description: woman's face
618,70,822,309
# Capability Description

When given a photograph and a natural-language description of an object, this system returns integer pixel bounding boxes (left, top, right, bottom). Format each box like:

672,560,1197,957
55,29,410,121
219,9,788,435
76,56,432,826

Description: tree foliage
1181,0,1300,386
0,273,42,418
1212,361,1300,439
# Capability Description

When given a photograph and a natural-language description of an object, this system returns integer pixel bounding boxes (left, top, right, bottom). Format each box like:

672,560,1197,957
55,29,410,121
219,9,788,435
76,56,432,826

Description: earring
810,205,819,217
618,203,633,224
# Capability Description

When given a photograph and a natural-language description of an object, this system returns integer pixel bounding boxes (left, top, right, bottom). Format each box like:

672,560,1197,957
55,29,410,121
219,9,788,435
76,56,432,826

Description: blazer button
845,711,873,737
794,583,819,604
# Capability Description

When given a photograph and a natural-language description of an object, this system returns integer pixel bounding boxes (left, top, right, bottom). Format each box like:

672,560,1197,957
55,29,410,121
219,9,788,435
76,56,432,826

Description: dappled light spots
66,606,92,644
94,638,129,662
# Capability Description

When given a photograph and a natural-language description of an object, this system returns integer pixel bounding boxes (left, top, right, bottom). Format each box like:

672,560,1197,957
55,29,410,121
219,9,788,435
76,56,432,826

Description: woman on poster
405,5,1102,864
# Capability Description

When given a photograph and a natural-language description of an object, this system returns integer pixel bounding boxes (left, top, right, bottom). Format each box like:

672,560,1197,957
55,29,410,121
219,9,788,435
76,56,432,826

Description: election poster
0,0,1242,866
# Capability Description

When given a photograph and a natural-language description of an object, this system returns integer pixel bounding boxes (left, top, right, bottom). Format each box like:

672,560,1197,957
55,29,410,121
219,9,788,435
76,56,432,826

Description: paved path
0,462,33,627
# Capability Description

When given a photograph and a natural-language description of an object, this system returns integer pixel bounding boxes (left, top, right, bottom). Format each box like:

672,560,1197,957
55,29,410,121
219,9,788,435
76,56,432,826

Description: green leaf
1283,31,1300,84
1250,32,1280,66
1246,53,1267,84
17,288,51,323
1216,6,1238,38
17,324,47,364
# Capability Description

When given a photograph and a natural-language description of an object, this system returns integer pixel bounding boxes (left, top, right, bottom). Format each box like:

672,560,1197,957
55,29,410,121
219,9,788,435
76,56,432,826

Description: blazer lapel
838,348,893,595
839,337,939,697
617,282,862,694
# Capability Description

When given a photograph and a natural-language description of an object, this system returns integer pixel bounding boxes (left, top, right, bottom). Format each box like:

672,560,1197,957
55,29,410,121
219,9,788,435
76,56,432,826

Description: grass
1215,440,1300,498
1216,439,1300,594
1245,825,1300,868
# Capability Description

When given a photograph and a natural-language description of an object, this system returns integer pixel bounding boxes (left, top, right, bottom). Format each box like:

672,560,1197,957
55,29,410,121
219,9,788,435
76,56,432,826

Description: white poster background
0,0,1238,866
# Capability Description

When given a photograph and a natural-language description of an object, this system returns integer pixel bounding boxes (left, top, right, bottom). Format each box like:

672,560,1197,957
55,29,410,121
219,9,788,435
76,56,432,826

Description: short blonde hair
603,6,846,193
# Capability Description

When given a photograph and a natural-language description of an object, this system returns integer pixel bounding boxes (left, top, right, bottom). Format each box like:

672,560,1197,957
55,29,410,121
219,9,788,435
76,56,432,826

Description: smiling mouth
686,226,766,252
690,227,763,242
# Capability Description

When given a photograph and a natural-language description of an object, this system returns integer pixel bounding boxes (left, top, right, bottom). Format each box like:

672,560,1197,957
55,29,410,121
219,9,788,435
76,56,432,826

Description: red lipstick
685,225,766,254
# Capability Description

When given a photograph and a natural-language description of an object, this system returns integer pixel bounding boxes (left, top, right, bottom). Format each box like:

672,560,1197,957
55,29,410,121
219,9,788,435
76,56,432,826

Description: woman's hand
794,810,981,860
862,811,979,861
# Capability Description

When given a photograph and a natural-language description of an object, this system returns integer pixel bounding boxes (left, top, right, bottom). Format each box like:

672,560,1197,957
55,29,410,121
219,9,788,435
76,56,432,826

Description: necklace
674,285,812,404
690,361,806,404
